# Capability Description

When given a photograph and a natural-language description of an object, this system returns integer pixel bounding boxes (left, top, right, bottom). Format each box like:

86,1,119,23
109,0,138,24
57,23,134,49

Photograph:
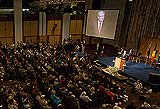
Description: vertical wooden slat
121,0,160,51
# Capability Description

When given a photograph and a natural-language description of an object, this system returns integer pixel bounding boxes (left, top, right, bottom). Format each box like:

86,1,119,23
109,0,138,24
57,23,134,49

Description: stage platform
98,57,160,91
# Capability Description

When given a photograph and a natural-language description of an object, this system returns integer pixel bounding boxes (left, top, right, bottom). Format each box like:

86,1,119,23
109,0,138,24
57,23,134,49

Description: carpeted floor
98,57,160,83
124,61,160,82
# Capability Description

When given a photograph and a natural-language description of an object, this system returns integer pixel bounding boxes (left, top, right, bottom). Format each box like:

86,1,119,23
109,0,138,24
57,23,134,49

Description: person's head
102,104,107,109
98,11,105,22
81,91,86,96
117,101,122,107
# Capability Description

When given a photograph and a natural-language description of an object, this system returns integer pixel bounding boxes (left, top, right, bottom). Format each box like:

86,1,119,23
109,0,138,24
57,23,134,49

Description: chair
132,51,142,63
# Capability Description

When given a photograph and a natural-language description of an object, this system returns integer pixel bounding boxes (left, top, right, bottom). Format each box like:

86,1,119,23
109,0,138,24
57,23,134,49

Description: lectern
114,57,126,70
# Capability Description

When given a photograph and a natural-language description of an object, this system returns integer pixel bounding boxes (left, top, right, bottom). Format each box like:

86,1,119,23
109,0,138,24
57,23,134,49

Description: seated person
113,101,122,109
132,51,142,63
134,80,143,94
121,49,127,59
128,49,134,61
80,91,92,108
118,47,124,56
80,91,92,103
145,48,150,64
141,102,151,109
157,52,160,64
142,87,152,100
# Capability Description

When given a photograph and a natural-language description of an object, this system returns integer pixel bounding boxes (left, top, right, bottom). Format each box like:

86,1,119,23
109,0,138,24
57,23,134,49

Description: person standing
157,52,160,63
81,39,86,54
122,49,127,59
145,48,150,64
128,49,134,61
100,45,105,57
96,43,100,52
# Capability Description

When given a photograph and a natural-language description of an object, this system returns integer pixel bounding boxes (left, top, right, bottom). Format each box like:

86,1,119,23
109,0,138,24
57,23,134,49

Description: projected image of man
86,10,119,39
97,11,105,35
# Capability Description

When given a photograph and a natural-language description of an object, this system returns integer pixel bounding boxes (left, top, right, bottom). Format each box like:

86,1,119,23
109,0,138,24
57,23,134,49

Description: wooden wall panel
71,35,81,42
121,0,160,52
70,20,83,34
24,37,37,43
31,21,38,36
23,21,38,36
0,38,12,45
49,36,61,45
47,20,61,35
6,22,14,37
0,22,13,37
140,37,160,58
23,21,30,36
39,35,46,42
0,22,6,37
139,37,150,56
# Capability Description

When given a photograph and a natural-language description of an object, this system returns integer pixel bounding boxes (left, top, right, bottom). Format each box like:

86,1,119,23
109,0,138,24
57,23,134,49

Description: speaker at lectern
114,57,126,70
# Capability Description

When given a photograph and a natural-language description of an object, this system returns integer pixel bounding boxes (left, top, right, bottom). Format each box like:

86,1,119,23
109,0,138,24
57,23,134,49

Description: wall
23,14,38,43
140,37,160,59
70,15,84,42
23,21,38,43
121,0,160,52
0,21,13,45
0,0,126,46
0,15,14,45
101,0,126,45
47,20,61,44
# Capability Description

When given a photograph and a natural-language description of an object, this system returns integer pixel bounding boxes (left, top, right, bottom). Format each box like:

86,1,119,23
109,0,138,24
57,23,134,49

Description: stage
98,57,160,91
71,51,160,91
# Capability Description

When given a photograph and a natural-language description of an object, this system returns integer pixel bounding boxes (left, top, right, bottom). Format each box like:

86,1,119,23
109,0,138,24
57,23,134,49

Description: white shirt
80,93,92,102
113,105,122,109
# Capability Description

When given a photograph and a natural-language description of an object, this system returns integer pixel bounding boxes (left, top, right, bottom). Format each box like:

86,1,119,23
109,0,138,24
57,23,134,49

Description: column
39,12,47,42
83,0,93,34
62,13,70,44
42,12,47,36
83,0,93,44
39,12,43,36
14,0,22,43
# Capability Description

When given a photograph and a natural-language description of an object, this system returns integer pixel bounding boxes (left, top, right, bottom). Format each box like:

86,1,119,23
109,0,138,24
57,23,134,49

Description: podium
114,57,126,70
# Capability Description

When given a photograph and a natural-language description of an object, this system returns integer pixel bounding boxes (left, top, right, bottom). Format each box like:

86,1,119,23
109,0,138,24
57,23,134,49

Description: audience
0,40,157,109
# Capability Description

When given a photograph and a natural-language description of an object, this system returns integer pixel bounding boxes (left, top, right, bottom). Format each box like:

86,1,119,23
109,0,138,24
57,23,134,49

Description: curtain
120,0,160,50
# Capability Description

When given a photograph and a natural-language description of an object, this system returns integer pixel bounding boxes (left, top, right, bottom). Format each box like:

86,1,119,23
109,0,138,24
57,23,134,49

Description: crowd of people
118,47,160,66
118,47,142,63
0,39,159,109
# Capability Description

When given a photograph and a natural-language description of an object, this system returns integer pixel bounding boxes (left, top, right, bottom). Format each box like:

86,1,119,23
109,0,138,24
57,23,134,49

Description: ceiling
0,0,86,9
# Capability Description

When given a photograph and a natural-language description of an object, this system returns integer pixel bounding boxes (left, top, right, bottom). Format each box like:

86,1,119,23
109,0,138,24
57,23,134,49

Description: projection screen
85,10,119,39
